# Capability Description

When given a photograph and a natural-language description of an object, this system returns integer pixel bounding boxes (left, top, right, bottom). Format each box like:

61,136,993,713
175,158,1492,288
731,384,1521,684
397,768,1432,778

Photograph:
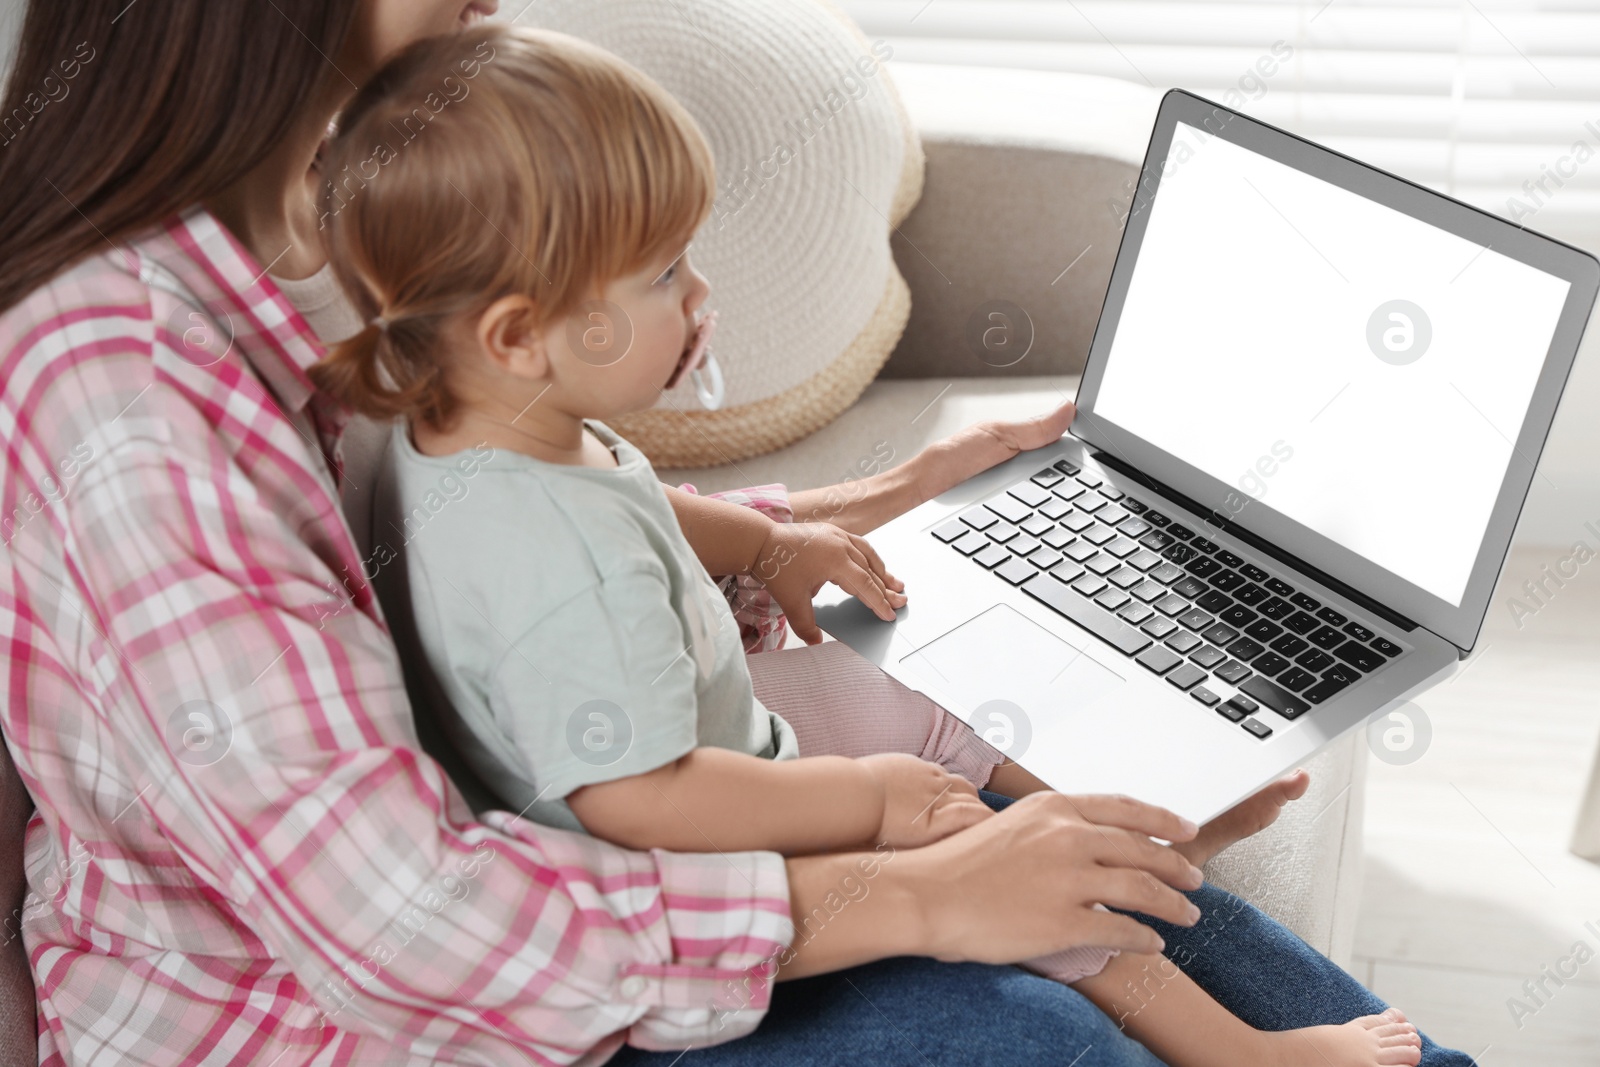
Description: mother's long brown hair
0,0,360,316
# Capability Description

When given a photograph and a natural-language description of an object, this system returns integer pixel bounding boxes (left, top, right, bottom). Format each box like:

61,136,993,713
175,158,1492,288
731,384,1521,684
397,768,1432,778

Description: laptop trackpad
901,604,1126,752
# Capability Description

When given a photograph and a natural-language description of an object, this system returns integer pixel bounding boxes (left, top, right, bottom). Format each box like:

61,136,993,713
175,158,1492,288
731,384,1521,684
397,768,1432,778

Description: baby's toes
1354,1008,1406,1031
1376,1041,1422,1066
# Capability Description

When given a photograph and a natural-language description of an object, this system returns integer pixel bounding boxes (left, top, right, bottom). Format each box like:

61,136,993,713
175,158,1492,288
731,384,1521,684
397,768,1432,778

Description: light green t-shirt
371,419,799,832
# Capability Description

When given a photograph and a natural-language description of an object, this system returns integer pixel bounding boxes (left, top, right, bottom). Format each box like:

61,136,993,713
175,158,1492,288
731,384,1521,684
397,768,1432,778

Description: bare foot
1173,769,1310,868
1265,1008,1423,1067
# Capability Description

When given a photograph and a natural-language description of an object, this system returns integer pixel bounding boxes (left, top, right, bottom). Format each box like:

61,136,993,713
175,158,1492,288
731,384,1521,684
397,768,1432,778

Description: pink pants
745,640,1118,985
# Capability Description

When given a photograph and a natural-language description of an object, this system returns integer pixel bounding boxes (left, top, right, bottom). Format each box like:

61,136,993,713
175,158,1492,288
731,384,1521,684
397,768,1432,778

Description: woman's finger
1080,866,1200,929
1084,824,1204,892
1049,792,1199,843
1070,909,1168,957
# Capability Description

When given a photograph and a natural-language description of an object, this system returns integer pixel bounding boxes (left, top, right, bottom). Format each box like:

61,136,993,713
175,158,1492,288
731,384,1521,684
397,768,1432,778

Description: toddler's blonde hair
311,23,715,428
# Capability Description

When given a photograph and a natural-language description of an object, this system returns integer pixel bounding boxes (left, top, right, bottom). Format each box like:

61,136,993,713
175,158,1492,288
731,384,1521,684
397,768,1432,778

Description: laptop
813,89,1600,824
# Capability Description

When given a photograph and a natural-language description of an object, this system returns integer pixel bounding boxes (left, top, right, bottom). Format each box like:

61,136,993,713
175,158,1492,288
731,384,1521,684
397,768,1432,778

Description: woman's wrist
778,846,930,980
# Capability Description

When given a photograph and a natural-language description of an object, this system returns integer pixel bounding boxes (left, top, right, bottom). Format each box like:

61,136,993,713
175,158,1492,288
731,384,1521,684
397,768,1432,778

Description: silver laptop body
814,90,1599,824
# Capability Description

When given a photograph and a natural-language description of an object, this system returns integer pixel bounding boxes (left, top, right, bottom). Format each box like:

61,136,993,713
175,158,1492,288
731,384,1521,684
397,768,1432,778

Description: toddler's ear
476,294,549,381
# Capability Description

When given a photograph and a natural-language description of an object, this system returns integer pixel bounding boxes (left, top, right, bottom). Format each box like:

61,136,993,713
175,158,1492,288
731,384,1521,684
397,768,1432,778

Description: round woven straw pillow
517,0,924,467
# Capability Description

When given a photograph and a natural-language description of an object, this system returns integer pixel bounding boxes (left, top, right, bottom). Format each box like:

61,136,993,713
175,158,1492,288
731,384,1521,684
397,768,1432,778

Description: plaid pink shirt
0,209,793,1065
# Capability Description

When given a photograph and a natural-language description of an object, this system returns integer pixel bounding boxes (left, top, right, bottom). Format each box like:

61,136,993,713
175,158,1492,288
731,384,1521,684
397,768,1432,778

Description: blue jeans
610,791,1472,1066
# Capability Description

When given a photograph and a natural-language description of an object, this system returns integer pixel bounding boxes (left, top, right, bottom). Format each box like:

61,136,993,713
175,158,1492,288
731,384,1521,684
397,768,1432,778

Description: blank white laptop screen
1095,120,1571,607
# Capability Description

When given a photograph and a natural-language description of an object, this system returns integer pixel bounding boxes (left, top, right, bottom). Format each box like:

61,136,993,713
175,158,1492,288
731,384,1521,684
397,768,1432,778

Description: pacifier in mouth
670,310,725,411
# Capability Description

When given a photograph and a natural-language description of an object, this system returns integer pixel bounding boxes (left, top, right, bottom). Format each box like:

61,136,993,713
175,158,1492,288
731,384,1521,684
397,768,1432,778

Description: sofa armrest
881,64,1162,380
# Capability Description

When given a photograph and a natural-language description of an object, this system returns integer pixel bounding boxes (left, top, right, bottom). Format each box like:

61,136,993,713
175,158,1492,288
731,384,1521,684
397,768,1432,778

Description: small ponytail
308,314,455,428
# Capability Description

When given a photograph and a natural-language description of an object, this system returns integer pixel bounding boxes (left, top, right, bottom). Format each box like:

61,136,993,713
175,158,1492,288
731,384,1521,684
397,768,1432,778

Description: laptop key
1039,498,1073,521
1141,531,1175,551
1120,519,1152,539
1166,663,1207,691
961,507,999,531
1210,570,1245,592
1008,535,1041,556
1235,583,1269,606
973,544,1010,568
1216,700,1248,722
1075,471,1104,489
1324,663,1361,686
1253,652,1291,676
1165,631,1202,654
1295,648,1334,672
1239,675,1310,719
952,531,988,555
1265,578,1294,597
1189,536,1219,554
1110,567,1144,589
1054,482,1087,502
1051,561,1086,584
1241,718,1274,740
1190,646,1226,669
1160,542,1196,564
933,520,968,542
1371,637,1403,657
1172,577,1208,599
1214,660,1252,685
1277,667,1316,692
1270,634,1308,657
1245,619,1283,641
1177,608,1214,631
1128,549,1163,571
1132,580,1167,603
1083,525,1118,546
1150,563,1185,584
1219,605,1256,627
1029,549,1064,570
1191,686,1221,707
1284,611,1320,635
1021,575,1151,656
1333,640,1385,672
1099,505,1131,527
1061,511,1096,533
993,557,1036,585
1073,574,1109,597
1077,494,1108,514
1303,676,1350,704
1202,623,1239,646
1020,514,1054,537
1166,523,1195,541
1042,527,1075,550
1119,603,1155,624
1259,597,1293,620
1290,592,1321,612
1065,541,1099,563
1106,537,1140,558
1215,550,1244,568
1031,468,1066,488
1195,590,1232,613
1141,616,1179,639
1095,589,1131,611
1155,594,1189,616
1225,694,1259,716
1240,564,1270,583
1052,459,1080,476
1100,487,1125,502
1143,509,1171,526
987,522,1020,543
1136,645,1182,674
1316,606,1347,626
986,496,1032,524
1308,625,1345,650
1010,482,1053,508
1342,621,1375,641
1186,557,1222,579
1088,555,1122,576
1225,636,1265,660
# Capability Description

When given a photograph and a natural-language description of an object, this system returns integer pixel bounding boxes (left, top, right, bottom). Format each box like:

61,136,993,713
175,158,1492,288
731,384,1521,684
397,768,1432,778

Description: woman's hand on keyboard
858,752,992,848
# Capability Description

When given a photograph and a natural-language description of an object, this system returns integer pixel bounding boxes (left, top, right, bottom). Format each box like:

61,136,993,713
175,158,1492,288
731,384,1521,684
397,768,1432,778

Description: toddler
313,23,1423,1067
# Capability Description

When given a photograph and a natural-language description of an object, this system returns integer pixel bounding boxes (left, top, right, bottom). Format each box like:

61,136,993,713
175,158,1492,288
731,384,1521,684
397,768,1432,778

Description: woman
0,2,1470,1065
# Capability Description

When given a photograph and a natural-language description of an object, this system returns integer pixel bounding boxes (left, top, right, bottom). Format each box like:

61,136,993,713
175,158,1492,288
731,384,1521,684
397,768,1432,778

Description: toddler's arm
567,749,989,856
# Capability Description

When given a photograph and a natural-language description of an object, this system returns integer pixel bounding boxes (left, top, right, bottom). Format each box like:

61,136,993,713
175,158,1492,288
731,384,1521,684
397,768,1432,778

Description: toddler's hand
858,753,992,849
753,522,906,644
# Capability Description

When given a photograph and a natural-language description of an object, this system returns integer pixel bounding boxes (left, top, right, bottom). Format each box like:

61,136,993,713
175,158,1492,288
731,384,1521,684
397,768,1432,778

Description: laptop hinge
1089,450,1421,633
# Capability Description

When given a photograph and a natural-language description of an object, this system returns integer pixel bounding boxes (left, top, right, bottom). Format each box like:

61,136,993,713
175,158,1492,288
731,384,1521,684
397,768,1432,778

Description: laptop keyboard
931,459,1407,740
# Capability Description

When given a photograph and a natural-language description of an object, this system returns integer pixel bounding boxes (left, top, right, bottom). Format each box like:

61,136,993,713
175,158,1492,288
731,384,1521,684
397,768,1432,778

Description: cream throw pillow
516,0,925,466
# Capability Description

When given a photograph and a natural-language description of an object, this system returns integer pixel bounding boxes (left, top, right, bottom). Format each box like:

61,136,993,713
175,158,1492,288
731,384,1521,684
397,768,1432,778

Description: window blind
841,0,1600,250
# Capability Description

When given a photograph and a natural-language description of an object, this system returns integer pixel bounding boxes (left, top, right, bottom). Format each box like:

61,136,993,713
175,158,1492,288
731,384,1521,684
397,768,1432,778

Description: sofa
0,63,1367,1067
